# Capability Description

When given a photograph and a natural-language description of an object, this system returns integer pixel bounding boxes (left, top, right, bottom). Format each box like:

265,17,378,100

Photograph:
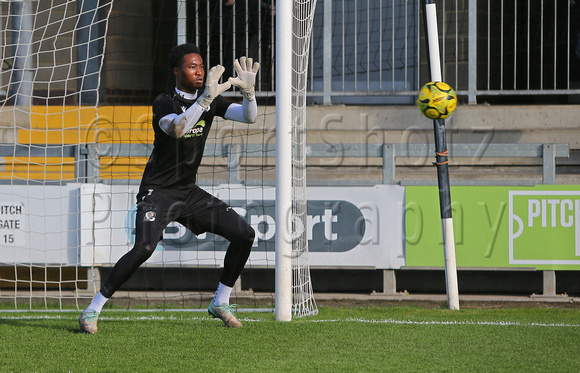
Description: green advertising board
405,185,580,270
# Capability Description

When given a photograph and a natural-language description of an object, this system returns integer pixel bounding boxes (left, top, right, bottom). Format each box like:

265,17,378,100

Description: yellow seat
14,106,154,181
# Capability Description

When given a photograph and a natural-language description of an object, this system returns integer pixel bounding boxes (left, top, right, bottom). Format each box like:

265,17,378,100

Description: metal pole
177,0,187,45
9,0,34,106
422,0,459,310
322,0,332,105
77,0,104,105
467,0,477,104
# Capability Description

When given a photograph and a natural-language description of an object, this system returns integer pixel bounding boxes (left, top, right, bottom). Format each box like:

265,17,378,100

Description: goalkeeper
79,43,260,333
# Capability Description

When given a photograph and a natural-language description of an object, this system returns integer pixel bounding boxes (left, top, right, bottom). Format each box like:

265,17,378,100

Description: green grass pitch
1,306,579,372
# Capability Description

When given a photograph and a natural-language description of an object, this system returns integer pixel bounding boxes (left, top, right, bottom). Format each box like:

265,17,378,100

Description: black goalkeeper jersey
139,90,232,194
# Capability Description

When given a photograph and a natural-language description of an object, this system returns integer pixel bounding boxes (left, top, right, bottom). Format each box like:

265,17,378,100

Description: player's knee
132,241,156,261
247,225,256,244
240,224,255,248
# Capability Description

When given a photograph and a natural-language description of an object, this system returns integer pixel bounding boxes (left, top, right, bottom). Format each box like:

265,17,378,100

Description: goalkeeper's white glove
197,65,231,109
228,56,260,101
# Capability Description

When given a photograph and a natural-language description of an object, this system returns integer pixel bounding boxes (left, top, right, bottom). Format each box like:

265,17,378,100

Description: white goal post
275,0,318,320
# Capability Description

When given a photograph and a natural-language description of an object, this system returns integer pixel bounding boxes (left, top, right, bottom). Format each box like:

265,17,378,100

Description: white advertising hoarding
0,184,80,265
80,184,405,269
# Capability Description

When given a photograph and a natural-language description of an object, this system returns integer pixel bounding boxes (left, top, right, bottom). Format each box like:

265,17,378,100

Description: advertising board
406,185,580,270
80,184,406,269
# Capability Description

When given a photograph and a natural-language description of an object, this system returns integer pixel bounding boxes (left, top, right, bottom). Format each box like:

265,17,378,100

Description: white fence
189,0,580,104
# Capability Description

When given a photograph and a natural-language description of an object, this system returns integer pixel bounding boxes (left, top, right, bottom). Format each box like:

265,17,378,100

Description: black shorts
134,186,252,247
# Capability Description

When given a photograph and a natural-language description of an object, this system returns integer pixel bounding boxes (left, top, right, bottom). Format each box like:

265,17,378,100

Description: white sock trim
86,291,109,313
213,282,233,306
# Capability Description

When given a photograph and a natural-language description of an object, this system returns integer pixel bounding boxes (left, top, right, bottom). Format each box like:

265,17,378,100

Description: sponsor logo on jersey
184,120,206,138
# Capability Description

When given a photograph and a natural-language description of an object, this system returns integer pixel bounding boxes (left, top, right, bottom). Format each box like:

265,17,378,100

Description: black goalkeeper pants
100,186,255,298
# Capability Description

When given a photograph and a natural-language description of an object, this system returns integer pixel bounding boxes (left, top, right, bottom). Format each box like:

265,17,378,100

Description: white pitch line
335,317,580,328
0,315,578,328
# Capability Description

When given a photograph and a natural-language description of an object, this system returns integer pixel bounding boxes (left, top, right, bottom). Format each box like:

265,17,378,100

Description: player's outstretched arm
159,103,206,138
160,65,231,138
224,95,257,124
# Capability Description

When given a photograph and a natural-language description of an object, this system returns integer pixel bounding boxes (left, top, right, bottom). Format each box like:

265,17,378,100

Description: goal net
290,0,318,318
0,0,113,309
0,0,317,315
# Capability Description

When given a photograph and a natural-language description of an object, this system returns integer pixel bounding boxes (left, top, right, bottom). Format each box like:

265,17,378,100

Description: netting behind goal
0,0,317,315
291,0,318,318
0,0,114,309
